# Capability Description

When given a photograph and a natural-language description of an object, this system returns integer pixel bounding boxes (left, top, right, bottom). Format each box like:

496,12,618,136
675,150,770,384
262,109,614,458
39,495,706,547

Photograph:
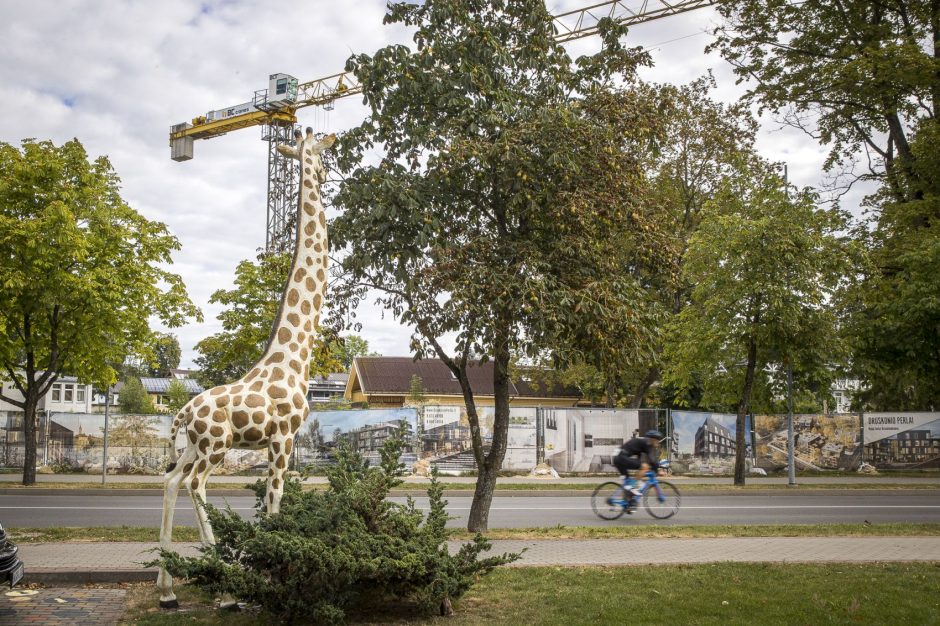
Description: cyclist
613,429,664,506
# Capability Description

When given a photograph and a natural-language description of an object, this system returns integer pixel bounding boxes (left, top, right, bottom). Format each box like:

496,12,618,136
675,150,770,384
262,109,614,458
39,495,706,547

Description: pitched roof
350,357,580,399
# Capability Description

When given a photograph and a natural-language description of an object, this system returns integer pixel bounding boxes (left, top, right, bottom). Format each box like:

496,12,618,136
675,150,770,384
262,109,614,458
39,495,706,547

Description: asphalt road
2,492,939,528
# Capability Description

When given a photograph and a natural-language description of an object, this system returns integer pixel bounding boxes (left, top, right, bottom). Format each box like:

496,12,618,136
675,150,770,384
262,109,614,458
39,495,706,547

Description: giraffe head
277,127,336,183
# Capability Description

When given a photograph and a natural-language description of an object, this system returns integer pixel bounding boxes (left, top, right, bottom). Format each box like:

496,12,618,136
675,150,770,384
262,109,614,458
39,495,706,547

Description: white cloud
0,0,868,369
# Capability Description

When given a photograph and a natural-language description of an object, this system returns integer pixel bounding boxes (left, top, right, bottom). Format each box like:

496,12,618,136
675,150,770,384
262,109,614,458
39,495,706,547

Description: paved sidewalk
0,587,126,626
15,536,940,583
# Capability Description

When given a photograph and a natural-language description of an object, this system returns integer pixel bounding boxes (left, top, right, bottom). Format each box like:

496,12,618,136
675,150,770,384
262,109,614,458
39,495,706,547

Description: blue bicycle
591,460,680,520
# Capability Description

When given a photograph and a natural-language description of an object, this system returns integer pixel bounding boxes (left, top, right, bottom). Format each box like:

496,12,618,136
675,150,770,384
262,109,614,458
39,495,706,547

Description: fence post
101,387,111,486
535,408,545,466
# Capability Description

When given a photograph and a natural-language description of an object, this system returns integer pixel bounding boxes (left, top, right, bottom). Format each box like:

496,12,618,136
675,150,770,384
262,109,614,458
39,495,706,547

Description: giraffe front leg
266,434,293,515
157,447,196,609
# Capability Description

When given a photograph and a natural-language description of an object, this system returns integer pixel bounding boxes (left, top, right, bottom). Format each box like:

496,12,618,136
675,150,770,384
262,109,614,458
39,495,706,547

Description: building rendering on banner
694,415,735,458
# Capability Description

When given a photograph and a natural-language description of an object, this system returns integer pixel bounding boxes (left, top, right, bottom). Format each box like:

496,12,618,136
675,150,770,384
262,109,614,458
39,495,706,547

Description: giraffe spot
191,477,200,490
232,395,244,406
268,449,274,462
318,212,327,228
225,434,233,447
270,368,285,383
269,468,275,477
214,395,230,408
304,320,312,332
277,327,292,344
212,410,227,423
182,463,194,474
266,352,284,364
313,294,322,309
245,394,265,408
292,393,305,409
252,411,266,424
285,439,293,455
209,425,224,437
279,421,290,435
300,348,310,361
199,439,210,453
197,405,210,418
304,202,316,217
304,167,311,174
293,268,306,282
197,460,207,473
245,427,264,441
277,402,292,416
297,332,306,343
304,157,313,165
194,420,207,434
188,430,197,444
288,288,301,306
230,384,244,394
266,421,278,436
288,375,296,387
250,381,264,392
290,414,302,432
276,455,286,469
213,440,224,451
300,301,311,315
272,478,281,489
210,387,225,396
245,368,262,382
289,343,299,352
304,238,314,248
306,257,313,266
287,312,300,327
316,269,326,282
232,410,249,428
269,492,274,502
194,396,204,407
303,178,313,188
314,242,323,253
272,441,281,454
209,452,225,464
289,359,303,374
304,221,316,236
305,277,315,291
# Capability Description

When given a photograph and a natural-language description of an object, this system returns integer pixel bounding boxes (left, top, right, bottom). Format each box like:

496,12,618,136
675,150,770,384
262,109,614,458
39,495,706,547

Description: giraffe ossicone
156,127,335,609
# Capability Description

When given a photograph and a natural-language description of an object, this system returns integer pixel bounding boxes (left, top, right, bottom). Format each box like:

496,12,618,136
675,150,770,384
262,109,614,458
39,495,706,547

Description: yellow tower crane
169,0,714,252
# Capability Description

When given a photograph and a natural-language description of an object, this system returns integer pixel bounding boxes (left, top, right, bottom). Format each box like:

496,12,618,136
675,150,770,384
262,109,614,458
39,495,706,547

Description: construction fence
2,408,937,475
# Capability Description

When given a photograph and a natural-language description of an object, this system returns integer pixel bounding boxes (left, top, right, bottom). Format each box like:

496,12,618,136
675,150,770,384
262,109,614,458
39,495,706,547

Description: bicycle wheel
591,481,628,520
642,480,681,519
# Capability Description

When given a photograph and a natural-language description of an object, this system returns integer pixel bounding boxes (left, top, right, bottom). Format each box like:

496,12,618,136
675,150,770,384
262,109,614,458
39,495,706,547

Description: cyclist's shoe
628,487,642,497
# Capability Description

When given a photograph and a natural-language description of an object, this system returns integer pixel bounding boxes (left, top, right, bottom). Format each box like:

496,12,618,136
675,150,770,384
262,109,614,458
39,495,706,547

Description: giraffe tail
165,409,186,473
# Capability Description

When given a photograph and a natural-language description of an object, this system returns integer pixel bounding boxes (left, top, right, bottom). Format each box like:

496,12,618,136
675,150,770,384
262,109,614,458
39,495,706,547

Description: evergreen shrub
153,430,519,623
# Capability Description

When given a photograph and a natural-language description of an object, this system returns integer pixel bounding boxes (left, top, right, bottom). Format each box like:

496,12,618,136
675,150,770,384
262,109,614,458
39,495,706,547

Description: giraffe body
156,129,335,608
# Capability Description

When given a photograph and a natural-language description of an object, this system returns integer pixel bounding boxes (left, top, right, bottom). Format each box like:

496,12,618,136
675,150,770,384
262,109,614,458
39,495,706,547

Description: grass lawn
119,563,940,625
10,522,940,543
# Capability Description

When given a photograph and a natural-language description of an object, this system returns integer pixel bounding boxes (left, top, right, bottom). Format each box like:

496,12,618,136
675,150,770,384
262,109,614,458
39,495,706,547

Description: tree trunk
733,338,758,486
605,379,616,408
21,397,38,486
467,322,511,533
629,366,659,409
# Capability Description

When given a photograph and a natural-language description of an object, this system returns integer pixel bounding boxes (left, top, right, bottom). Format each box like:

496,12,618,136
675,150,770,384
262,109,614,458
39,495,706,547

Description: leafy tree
0,138,200,485
194,252,342,387
407,374,426,406
119,377,155,414
662,160,855,484
332,0,658,531
147,333,181,377
103,414,162,456
164,378,190,415
329,334,379,370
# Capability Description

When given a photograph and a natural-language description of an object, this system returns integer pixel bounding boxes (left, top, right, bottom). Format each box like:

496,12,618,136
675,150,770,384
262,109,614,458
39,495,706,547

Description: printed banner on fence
670,411,749,475
754,414,860,471
422,405,461,430
864,412,940,469
543,408,639,473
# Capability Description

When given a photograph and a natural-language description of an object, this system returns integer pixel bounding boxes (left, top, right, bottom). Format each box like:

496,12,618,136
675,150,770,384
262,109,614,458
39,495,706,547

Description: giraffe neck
260,152,328,376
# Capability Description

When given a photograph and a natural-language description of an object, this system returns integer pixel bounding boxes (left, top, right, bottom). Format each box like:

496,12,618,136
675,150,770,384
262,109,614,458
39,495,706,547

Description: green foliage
119,377,155,414
194,252,342,388
329,334,379,370
103,413,162,454
164,378,190,415
147,333,181,377
407,374,425,405
152,432,519,624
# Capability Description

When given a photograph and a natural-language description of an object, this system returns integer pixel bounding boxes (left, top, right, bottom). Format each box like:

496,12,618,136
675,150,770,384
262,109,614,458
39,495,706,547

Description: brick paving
0,587,126,626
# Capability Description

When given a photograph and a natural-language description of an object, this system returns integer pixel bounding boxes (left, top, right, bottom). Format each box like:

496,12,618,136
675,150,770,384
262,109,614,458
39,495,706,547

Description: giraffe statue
156,128,335,609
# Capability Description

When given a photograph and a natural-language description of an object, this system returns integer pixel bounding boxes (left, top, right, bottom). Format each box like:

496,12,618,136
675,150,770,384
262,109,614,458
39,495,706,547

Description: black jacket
618,437,660,469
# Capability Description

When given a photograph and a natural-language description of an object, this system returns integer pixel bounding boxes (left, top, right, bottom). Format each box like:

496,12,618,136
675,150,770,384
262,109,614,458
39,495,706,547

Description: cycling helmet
644,429,663,439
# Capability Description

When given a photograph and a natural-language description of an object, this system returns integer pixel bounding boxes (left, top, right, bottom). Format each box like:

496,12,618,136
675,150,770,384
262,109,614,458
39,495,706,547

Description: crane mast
169,0,714,252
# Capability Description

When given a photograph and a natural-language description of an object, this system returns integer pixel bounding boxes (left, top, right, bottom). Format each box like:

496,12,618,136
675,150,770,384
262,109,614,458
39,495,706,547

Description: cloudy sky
0,0,862,369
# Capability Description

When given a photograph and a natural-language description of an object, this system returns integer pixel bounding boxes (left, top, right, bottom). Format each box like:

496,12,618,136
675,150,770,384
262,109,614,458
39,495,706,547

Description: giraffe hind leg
157,446,197,609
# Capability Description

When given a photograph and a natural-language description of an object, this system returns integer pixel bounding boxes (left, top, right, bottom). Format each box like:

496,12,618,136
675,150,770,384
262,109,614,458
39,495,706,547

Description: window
76,386,85,402
64,385,73,402
52,384,61,402
276,78,287,95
